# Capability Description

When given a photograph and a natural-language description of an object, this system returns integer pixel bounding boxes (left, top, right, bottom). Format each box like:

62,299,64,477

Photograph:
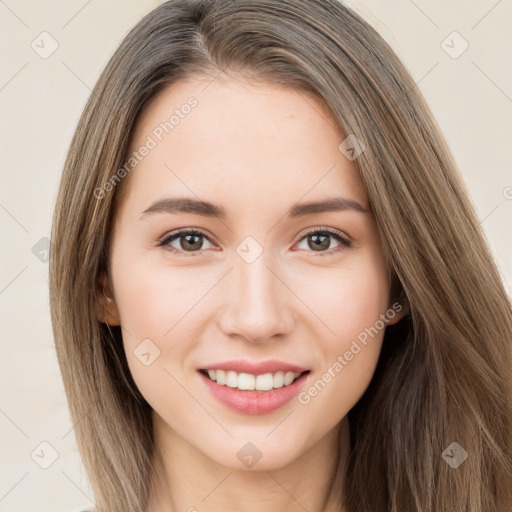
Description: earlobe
95,271,121,326
386,298,410,326
386,309,405,326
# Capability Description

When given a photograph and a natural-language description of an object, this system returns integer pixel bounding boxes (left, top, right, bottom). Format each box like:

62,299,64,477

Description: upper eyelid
296,226,350,241
158,227,214,246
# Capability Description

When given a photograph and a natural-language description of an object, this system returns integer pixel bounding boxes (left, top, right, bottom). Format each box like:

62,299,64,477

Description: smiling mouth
199,369,310,392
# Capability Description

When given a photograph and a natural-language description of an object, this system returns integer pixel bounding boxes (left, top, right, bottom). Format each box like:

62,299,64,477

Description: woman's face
99,74,403,470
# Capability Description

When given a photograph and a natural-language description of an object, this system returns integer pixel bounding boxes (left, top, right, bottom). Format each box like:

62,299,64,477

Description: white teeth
203,369,303,390
284,371,296,386
273,371,284,388
225,371,238,388
238,373,255,390
215,369,226,385
255,373,274,391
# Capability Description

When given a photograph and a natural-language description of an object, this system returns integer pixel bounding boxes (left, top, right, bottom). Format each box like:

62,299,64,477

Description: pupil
183,234,202,250
309,233,329,251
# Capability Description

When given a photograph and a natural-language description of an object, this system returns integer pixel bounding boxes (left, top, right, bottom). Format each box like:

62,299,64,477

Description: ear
385,273,410,326
385,290,410,326
385,302,408,326
95,271,121,326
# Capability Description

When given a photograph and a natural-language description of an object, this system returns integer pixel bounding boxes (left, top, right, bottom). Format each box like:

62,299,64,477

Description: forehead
120,74,369,217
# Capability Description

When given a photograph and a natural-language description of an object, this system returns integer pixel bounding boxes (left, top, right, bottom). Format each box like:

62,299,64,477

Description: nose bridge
218,241,294,342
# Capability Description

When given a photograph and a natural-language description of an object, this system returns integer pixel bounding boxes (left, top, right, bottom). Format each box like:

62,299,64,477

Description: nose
217,250,295,344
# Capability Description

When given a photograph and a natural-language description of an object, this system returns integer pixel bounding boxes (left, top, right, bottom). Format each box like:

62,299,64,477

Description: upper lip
200,359,309,375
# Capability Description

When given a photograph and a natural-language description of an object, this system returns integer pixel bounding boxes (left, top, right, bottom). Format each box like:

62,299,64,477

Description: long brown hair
49,1,512,510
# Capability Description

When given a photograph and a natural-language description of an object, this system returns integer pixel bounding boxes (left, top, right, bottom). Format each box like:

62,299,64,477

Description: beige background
0,1,511,511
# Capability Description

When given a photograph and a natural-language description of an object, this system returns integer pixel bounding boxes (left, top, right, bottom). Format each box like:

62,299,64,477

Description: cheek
113,252,209,340
292,251,390,414
113,265,196,418
110,247,229,408
294,253,390,347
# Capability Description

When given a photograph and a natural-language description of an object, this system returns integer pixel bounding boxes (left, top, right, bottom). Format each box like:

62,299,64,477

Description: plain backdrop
0,1,511,511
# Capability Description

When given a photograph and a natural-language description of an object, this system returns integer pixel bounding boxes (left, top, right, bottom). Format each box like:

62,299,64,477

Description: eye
157,227,351,257
294,228,351,256
157,228,216,255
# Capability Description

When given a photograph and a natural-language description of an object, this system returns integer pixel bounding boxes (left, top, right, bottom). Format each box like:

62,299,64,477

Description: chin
201,435,306,472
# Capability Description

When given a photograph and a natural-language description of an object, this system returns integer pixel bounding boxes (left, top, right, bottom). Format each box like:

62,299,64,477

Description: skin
96,72,405,512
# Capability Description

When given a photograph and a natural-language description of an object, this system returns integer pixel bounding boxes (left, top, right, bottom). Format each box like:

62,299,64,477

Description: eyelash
156,227,352,257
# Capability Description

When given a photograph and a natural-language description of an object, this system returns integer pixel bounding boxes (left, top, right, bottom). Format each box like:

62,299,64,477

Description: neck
147,414,350,512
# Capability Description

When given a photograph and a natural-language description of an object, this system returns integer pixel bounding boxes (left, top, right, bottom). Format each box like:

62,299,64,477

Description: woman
49,0,512,511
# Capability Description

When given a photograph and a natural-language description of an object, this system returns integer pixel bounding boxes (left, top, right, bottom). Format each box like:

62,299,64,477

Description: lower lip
198,371,309,415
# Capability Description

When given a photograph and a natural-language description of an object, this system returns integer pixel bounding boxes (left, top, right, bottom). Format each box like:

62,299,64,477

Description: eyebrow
139,196,368,220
